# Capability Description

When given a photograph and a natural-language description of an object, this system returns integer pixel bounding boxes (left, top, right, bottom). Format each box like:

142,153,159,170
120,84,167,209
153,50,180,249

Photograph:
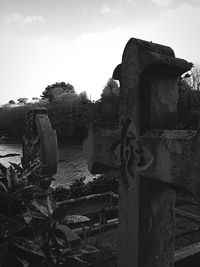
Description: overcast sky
0,0,199,104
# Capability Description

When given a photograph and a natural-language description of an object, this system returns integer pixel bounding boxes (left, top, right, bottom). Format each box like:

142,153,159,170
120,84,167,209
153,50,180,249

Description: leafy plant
0,158,72,267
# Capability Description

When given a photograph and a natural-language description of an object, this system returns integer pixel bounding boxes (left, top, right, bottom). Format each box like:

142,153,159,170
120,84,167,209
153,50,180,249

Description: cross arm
139,128,200,198
83,122,120,174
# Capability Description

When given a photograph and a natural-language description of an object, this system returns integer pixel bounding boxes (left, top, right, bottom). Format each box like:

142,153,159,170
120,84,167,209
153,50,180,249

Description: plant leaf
15,256,29,267
6,165,17,188
9,162,23,173
53,228,69,244
46,195,53,214
0,215,26,239
14,185,36,200
10,237,46,258
31,196,52,218
0,181,7,192
0,162,7,175
48,231,60,262
24,210,47,222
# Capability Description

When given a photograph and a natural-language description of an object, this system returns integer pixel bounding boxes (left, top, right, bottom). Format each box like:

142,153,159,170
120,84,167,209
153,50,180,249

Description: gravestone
84,38,200,267
22,108,58,175
114,38,193,267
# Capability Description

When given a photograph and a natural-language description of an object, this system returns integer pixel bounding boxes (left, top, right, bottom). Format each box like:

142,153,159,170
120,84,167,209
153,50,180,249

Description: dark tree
178,76,200,129
17,98,28,104
187,64,200,91
99,78,120,122
41,82,75,103
8,100,15,105
79,91,89,104
101,78,119,100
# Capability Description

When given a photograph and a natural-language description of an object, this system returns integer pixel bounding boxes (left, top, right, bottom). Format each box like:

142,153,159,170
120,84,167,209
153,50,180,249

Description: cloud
150,0,174,7
21,16,45,27
4,13,23,24
100,4,121,15
100,5,112,14
4,13,45,30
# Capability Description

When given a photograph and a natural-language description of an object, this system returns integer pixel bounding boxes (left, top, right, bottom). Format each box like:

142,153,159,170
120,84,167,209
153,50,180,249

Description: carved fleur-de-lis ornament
115,116,154,189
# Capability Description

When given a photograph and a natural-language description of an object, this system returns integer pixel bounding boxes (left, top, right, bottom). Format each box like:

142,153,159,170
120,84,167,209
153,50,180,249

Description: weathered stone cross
83,38,200,267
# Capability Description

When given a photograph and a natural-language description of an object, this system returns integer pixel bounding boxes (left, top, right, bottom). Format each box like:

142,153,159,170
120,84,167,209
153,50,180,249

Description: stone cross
83,38,200,267
22,108,58,175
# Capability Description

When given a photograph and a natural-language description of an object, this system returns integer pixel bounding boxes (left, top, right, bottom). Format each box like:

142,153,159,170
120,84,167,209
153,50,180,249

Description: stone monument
84,38,200,267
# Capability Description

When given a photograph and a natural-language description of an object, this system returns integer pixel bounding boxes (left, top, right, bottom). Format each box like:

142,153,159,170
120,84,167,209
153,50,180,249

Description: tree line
0,78,119,142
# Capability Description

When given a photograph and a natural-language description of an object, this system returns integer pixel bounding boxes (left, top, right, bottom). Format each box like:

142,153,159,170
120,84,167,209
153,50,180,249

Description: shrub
0,160,72,267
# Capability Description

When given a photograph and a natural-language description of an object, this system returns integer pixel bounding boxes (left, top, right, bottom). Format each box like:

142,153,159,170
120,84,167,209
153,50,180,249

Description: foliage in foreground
0,159,75,267
0,152,119,267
